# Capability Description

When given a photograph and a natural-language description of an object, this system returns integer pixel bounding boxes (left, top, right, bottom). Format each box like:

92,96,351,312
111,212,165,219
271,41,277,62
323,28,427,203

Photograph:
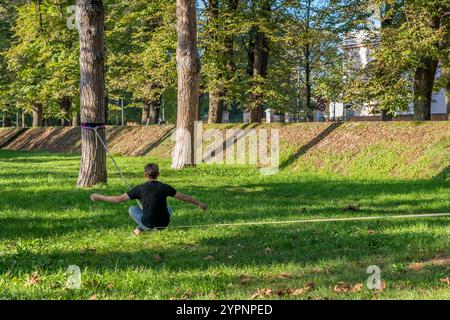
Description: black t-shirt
127,181,177,228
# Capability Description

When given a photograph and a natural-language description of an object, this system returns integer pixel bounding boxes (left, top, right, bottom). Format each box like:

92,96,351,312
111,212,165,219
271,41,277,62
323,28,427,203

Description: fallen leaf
88,295,97,300
181,289,192,299
274,273,292,279
367,230,376,235
153,254,162,263
409,262,424,271
250,288,273,299
203,255,214,261
265,247,273,254
25,274,40,287
440,277,450,285
239,275,251,284
292,288,305,296
333,282,352,293
352,283,364,292
304,282,316,291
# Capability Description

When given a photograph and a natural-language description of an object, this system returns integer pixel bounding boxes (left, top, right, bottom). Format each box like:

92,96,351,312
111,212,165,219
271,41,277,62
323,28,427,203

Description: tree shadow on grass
279,122,343,169
0,177,449,241
434,165,450,181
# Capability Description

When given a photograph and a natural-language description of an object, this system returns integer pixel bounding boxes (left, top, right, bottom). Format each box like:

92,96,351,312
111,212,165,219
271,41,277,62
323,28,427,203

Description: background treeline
0,0,448,126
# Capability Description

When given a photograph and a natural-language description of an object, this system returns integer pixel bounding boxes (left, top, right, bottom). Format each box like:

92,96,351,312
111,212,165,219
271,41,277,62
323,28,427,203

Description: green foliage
345,0,449,113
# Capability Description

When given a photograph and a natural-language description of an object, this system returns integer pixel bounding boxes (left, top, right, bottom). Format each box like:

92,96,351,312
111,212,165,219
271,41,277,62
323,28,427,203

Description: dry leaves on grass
153,254,162,263
333,282,364,293
88,295,97,300
25,274,40,287
409,255,450,271
240,275,252,284
203,255,214,261
274,273,292,279
440,278,450,286
251,283,315,299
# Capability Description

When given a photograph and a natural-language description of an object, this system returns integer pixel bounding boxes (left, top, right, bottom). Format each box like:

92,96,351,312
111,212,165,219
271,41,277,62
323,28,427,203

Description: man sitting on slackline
90,163,207,236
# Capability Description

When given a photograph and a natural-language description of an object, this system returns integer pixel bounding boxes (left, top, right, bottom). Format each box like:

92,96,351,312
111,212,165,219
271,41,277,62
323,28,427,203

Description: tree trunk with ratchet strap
76,0,107,187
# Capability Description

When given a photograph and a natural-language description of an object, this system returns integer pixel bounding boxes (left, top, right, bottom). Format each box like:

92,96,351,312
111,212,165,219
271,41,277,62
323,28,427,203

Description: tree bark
60,97,71,126
142,99,160,125
141,103,150,125
208,88,223,123
413,16,440,121
205,0,223,124
21,110,26,127
2,114,11,127
72,112,80,126
381,110,392,121
76,0,107,187
249,29,268,123
32,103,43,127
148,100,160,124
172,0,201,169
248,2,270,123
413,58,438,121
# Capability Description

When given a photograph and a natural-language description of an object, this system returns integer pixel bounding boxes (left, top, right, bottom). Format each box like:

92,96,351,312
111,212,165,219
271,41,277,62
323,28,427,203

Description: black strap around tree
81,122,106,129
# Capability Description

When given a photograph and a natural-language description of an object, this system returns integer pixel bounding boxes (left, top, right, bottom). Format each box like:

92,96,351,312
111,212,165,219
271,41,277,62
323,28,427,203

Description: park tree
200,0,239,123
105,0,177,125
4,1,79,127
0,0,18,126
172,0,201,169
345,0,448,120
76,0,107,187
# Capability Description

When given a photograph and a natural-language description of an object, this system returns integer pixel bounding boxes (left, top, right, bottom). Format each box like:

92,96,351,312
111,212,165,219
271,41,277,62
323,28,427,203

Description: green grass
0,150,449,300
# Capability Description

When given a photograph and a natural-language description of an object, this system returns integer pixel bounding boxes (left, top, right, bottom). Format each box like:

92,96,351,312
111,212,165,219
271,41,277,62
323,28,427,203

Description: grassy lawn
0,149,449,299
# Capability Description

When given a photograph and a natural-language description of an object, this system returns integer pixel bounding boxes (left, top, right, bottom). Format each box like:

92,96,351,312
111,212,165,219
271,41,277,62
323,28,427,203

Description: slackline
170,212,450,229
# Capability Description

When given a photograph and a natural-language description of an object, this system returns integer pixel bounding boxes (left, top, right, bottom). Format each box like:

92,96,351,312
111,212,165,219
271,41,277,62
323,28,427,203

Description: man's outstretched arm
174,192,207,211
90,193,130,204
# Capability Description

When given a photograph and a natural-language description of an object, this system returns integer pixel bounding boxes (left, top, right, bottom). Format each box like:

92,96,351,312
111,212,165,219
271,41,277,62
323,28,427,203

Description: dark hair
144,163,160,179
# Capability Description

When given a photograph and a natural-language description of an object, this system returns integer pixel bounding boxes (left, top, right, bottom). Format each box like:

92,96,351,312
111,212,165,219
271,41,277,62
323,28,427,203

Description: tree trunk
304,0,313,122
142,97,160,125
413,16,440,121
2,114,11,127
381,110,392,121
148,100,160,124
172,0,201,169
21,110,26,127
32,103,43,127
447,83,450,121
249,29,268,123
60,97,71,126
208,88,223,123
205,0,223,124
141,103,150,125
248,2,270,123
72,112,80,126
76,0,107,187
413,58,438,121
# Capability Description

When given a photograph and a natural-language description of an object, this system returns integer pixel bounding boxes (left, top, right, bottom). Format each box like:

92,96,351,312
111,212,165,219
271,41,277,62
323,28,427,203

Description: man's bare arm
174,192,207,211
90,193,130,204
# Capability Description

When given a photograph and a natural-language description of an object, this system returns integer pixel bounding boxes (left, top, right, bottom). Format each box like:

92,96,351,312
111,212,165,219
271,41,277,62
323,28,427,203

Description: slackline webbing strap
81,122,106,130
171,212,450,229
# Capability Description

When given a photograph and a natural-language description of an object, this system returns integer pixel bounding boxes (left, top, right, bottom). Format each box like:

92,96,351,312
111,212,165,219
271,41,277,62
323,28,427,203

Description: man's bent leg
129,206,143,227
